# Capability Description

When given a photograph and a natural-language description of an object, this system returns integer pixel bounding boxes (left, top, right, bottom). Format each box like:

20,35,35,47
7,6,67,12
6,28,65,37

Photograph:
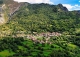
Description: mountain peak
57,3,68,11
58,4,63,7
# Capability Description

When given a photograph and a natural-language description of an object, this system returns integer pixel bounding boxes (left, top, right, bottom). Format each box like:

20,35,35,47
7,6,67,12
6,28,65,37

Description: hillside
0,2,80,35
0,0,80,57
4,0,23,16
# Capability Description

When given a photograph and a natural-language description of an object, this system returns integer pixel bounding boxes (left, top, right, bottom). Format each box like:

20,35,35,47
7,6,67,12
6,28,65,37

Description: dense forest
0,0,80,57
0,3,80,35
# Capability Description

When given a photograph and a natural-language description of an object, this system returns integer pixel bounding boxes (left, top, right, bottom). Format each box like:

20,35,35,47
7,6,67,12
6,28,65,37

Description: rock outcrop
58,4,68,11
4,0,22,16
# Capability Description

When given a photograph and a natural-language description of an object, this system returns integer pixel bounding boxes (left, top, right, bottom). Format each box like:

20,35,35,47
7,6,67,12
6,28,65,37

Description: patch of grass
18,46,26,50
68,43,77,49
75,28,80,33
0,50,14,57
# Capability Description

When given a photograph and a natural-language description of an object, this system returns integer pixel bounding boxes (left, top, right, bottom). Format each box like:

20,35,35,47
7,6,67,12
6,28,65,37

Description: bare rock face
4,0,23,16
0,0,21,24
58,4,68,11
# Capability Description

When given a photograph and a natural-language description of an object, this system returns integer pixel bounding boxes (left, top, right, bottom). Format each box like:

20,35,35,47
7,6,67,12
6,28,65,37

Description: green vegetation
0,1,80,57
0,3,80,35
0,50,14,57
0,36,79,57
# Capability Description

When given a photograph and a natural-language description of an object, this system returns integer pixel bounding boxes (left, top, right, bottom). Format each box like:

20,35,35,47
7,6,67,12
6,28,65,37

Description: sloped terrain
0,0,80,57
4,0,23,16
0,3,80,37
0,14,5,24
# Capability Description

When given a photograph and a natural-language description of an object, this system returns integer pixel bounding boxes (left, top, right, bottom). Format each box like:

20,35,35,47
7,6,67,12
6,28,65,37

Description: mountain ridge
0,0,80,35
1,0,69,16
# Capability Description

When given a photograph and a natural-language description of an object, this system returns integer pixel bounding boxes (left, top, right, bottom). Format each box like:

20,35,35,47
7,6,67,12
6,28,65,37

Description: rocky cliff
57,4,68,12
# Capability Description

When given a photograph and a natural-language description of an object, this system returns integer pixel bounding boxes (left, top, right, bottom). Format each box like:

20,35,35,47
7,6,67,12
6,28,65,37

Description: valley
0,0,80,57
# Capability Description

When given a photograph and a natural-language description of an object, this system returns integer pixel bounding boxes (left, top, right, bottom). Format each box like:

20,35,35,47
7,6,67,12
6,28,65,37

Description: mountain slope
0,1,80,57
0,3,79,36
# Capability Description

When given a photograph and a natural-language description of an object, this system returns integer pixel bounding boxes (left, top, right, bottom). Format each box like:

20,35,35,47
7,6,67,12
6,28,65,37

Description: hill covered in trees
0,2,80,35
0,0,80,57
